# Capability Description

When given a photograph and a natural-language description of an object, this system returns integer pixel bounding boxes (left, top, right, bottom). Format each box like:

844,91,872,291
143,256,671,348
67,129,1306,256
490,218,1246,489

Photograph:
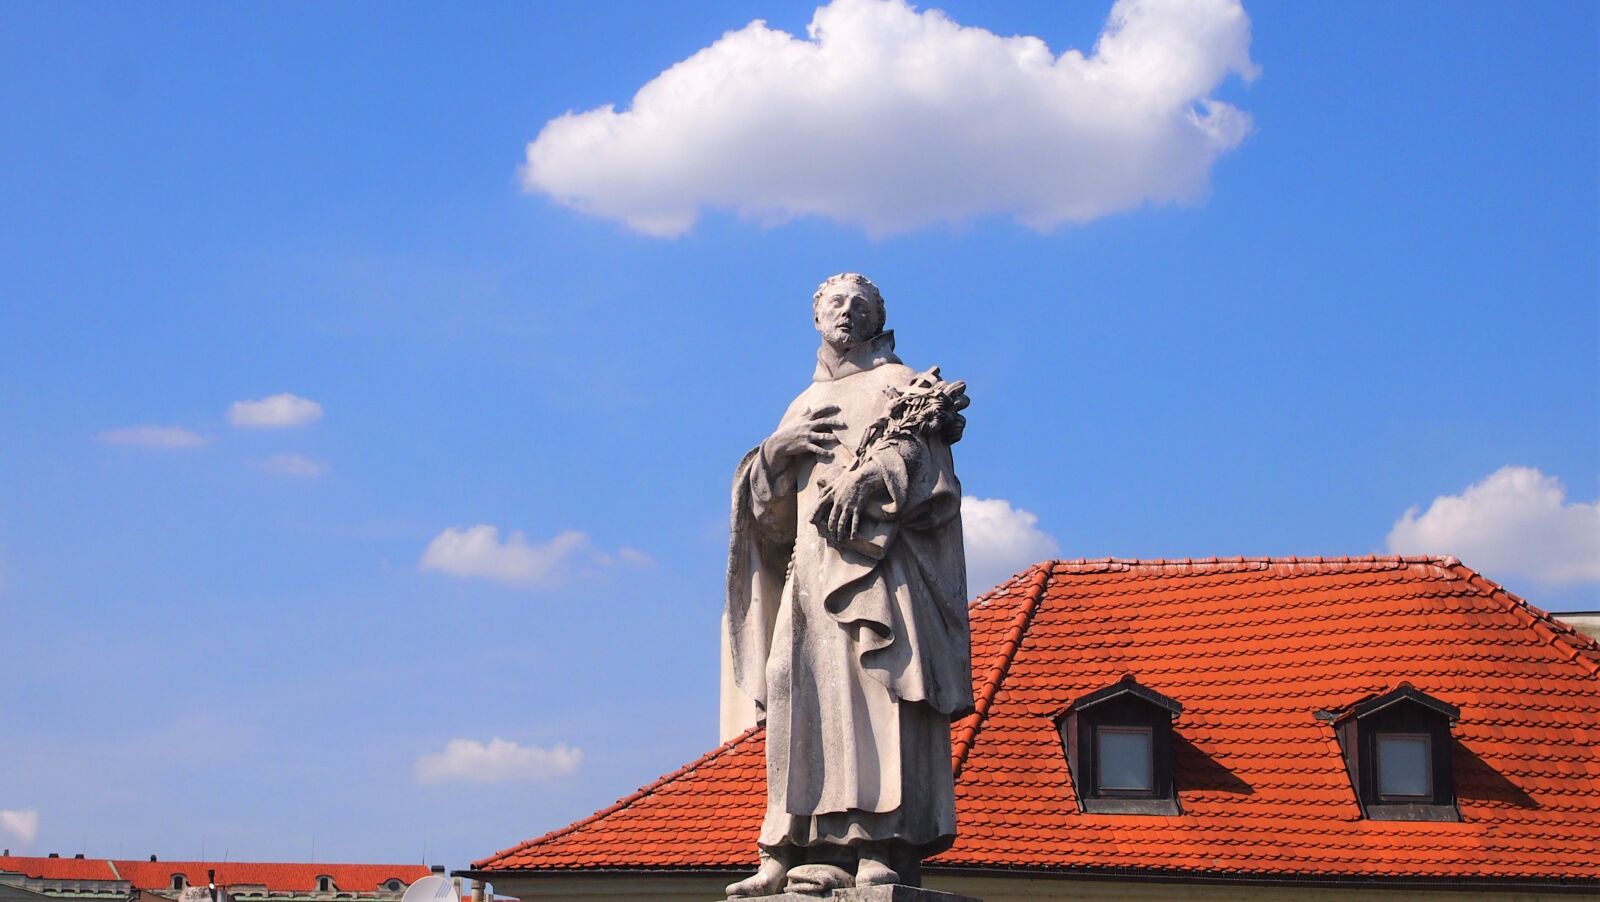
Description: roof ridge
1049,555,1454,570
951,562,1051,776
1448,561,1600,681
470,723,765,870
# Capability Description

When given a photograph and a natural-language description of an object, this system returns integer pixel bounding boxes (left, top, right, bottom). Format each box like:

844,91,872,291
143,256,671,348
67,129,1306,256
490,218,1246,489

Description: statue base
727,887,980,902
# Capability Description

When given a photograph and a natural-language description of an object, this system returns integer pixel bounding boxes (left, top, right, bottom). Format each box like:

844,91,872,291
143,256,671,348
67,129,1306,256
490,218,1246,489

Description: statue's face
814,282,876,349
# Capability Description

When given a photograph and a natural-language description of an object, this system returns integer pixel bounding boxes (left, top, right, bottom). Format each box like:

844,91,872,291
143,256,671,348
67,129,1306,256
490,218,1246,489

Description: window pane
1096,728,1153,791
1377,735,1431,797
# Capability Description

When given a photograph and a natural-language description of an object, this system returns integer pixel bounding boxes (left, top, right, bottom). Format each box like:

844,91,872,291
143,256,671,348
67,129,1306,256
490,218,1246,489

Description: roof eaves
925,864,1600,894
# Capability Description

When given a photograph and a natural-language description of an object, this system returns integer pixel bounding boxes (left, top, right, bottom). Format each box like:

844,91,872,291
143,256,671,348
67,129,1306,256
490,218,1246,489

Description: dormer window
383,880,403,892
1056,674,1183,815
316,877,334,893
171,875,188,891
1331,682,1460,821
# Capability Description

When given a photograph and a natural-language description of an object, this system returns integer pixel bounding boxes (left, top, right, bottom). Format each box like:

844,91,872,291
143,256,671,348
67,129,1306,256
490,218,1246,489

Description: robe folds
726,332,972,856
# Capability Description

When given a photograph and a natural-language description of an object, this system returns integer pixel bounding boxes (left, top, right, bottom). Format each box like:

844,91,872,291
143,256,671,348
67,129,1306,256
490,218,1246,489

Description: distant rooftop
0,855,433,898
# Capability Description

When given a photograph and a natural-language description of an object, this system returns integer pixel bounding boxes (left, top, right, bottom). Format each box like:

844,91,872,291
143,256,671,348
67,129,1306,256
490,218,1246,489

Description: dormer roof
1062,673,1183,720
1333,681,1461,725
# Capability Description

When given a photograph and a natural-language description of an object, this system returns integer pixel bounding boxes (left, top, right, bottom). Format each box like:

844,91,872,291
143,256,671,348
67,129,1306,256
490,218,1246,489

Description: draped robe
726,332,972,856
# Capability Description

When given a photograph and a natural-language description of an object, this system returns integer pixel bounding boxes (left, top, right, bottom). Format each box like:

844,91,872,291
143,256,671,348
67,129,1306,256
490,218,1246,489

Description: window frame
1374,731,1433,801
1093,724,1156,797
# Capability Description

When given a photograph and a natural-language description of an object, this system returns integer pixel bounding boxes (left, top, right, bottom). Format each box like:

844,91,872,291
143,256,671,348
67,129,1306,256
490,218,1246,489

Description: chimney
429,866,444,875
151,855,158,862
74,854,85,860
48,853,59,859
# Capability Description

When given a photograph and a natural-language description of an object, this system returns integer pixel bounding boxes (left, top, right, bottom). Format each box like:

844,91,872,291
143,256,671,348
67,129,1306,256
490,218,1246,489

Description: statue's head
812,272,885,351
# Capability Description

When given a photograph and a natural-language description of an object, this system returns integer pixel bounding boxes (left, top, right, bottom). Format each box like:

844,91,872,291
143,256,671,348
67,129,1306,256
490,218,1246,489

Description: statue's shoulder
874,361,918,384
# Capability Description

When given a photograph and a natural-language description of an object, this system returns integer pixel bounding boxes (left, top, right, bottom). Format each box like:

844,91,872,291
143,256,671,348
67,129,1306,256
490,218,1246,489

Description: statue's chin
823,329,861,350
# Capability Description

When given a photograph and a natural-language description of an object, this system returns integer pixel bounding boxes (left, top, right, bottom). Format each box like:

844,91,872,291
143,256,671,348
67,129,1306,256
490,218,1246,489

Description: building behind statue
0,854,464,902
462,556,1600,901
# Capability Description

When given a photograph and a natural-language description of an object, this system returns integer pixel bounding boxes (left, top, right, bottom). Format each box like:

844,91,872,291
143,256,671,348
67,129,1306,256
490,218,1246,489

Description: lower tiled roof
0,857,432,893
472,557,1600,884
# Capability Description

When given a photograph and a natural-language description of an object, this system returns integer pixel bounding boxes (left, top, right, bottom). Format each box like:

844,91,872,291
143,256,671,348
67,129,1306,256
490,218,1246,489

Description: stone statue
725,274,972,898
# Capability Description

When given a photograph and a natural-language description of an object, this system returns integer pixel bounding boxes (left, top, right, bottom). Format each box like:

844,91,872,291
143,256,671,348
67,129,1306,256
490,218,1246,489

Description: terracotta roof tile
471,557,1600,884
0,857,431,892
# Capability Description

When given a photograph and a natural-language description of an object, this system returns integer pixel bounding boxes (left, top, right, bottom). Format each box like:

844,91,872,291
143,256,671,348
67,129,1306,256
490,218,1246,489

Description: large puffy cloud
523,0,1256,236
414,738,581,784
419,524,649,588
962,496,1060,592
0,809,38,843
1387,466,1600,585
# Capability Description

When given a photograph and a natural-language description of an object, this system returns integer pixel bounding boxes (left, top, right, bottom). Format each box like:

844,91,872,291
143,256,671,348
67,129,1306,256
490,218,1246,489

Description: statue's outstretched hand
764,405,844,463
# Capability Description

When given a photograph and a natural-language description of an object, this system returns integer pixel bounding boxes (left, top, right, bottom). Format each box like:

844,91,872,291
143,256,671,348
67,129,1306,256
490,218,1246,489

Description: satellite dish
401,876,458,902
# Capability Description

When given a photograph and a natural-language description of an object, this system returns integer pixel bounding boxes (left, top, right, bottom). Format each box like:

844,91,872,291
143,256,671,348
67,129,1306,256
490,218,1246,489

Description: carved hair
812,272,886,336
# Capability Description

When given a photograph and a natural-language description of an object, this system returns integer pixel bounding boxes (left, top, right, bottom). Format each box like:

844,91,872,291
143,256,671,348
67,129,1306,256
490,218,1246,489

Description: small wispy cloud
227,393,323,429
96,425,209,449
962,496,1060,592
414,738,582,784
258,453,327,478
0,809,39,843
420,525,648,588
1388,466,1600,585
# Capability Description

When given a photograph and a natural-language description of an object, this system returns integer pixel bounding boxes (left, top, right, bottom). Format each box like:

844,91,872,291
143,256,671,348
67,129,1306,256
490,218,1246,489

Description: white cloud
227,393,323,429
1387,466,1600,585
962,496,1060,592
414,738,582,784
0,809,38,844
522,0,1256,237
96,425,208,449
419,525,647,587
259,453,327,478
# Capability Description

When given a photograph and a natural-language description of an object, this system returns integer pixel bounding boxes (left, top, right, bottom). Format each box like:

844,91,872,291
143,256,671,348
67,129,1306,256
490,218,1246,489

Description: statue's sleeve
744,441,799,549
725,439,799,714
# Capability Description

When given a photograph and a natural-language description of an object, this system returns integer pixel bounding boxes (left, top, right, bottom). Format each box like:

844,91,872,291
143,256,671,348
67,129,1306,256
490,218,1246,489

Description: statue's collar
814,331,900,382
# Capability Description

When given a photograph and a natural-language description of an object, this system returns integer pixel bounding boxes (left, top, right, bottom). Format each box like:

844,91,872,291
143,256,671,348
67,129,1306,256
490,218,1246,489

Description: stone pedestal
728,887,980,902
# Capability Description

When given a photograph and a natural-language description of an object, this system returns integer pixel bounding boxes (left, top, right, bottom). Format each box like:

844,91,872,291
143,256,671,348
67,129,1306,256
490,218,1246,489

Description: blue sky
2,0,1595,876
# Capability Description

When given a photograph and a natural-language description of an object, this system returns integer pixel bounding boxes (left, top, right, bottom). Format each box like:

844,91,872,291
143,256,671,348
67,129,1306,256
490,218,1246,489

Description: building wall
1554,612,1600,643
490,872,1583,901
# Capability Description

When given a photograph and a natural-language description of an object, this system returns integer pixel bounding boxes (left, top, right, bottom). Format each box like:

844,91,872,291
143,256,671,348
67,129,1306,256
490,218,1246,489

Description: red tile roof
472,556,1600,886
0,858,116,881
0,857,431,892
